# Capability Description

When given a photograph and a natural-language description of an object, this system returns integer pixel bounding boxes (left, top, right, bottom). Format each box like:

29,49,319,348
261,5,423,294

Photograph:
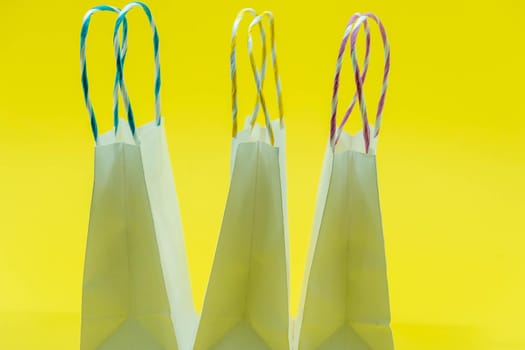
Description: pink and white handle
330,13,390,153
332,14,371,146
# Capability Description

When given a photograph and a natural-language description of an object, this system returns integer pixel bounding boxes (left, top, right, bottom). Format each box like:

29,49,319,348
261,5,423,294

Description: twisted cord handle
247,11,284,145
80,5,128,141
231,8,268,137
113,1,161,136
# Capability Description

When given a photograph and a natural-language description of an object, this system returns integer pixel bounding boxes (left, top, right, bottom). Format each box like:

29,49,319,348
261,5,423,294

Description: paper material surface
81,120,195,350
194,120,290,350
295,129,394,350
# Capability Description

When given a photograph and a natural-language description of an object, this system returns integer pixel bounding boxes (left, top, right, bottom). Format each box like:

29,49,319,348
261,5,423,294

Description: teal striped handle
80,5,128,142
113,1,161,136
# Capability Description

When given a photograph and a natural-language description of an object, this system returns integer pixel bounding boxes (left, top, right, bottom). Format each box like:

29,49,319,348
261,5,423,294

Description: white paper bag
295,13,394,350
193,10,290,350
80,3,196,349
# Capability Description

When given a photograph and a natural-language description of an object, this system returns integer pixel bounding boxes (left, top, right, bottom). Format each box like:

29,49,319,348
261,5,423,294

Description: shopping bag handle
113,1,161,137
247,11,284,146
80,5,128,142
231,8,268,138
330,14,371,147
330,13,390,153
351,13,390,151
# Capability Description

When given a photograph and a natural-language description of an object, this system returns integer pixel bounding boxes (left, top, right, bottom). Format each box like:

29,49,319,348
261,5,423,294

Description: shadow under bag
80,3,196,349
295,13,394,350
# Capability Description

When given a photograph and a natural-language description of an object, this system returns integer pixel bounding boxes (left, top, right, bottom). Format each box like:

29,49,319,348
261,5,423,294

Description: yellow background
1,0,524,348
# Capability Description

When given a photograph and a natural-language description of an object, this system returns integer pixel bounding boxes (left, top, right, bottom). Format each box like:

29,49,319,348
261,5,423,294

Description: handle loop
231,8,268,138
351,13,390,148
80,5,128,142
330,13,371,150
333,17,371,145
113,1,161,136
248,11,284,146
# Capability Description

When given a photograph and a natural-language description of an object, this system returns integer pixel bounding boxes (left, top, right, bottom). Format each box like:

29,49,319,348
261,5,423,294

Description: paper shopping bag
193,10,290,350
295,13,394,350
113,4,198,347
80,3,195,349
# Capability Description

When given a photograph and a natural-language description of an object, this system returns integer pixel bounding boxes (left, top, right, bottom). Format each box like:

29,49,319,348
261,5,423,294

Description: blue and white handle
113,1,161,136
80,5,129,142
